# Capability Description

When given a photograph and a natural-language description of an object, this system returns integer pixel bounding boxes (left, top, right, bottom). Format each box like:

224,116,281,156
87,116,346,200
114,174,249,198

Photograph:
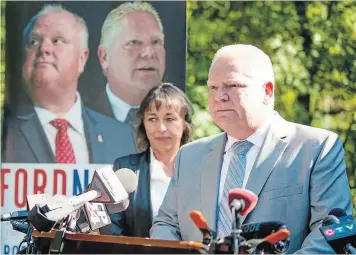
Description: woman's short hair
136,83,194,151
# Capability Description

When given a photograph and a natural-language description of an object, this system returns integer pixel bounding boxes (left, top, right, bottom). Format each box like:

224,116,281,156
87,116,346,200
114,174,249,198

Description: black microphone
320,208,356,254
329,208,347,218
1,210,28,221
10,220,29,234
28,204,58,232
329,208,355,224
240,221,290,254
240,221,286,240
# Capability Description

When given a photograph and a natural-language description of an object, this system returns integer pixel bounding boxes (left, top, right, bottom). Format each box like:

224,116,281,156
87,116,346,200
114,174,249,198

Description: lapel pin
97,134,103,143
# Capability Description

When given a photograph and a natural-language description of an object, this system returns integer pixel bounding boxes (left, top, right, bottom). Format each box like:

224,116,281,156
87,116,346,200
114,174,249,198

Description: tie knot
50,118,69,132
125,108,139,125
231,140,253,155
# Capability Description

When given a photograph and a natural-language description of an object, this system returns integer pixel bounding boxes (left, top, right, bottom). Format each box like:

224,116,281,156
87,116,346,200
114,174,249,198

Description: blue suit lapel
82,107,106,164
242,115,292,224
18,108,56,163
200,133,227,232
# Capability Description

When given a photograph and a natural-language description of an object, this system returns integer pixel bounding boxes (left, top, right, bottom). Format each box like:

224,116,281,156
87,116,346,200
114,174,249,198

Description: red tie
50,118,76,163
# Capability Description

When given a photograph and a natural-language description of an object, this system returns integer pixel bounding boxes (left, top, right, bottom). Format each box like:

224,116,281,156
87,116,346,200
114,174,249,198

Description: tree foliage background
186,1,356,216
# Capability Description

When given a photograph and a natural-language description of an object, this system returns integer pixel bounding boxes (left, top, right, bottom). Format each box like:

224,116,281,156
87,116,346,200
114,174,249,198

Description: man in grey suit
150,44,354,253
2,4,136,164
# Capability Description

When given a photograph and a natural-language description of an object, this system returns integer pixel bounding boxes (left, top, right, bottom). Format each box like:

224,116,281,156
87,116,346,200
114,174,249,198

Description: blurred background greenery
0,1,355,215
186,1,355,216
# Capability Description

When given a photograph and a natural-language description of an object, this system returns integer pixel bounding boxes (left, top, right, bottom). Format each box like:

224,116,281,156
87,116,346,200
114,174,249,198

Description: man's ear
98,45,109,71
263,81,274,104
78,48,89,75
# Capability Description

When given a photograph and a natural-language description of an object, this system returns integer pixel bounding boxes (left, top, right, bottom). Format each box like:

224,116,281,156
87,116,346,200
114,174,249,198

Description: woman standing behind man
100,83,194,237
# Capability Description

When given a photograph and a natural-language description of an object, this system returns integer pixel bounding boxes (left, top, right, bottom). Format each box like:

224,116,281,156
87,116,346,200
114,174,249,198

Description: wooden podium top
32,230,205,254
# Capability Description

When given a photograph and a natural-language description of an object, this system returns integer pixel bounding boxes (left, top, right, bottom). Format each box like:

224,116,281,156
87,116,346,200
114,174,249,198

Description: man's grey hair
100,1,164,50
23,4,89,50
211,44,275,87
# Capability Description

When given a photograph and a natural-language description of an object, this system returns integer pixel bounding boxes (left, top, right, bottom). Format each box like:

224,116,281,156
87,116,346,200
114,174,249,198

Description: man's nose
140,45,155,59
37,39,52,56
215,88,229,102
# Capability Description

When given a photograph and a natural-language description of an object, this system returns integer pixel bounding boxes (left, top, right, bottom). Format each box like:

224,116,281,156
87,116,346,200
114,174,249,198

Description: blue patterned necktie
217,140,253,237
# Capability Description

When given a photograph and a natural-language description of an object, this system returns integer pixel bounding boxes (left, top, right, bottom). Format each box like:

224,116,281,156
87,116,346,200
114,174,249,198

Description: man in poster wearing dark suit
150,44,353,253
2,4,136,164
94,2,166,142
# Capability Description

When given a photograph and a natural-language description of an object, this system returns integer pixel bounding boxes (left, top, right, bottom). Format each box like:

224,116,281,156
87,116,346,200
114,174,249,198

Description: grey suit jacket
2,104,138,164
150,114,353,253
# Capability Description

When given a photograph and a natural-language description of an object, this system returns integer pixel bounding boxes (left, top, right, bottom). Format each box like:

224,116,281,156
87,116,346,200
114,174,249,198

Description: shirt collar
225,115,273,152
33,91,85,135
149,147,171,180
106,84,139,122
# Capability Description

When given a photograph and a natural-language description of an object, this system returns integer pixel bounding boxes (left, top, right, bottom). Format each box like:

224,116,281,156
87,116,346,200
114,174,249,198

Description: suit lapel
18,107,56,163
133,151,152,236
82,107,106,163
200,133,227,232
96,90,115,118
242,115,291,224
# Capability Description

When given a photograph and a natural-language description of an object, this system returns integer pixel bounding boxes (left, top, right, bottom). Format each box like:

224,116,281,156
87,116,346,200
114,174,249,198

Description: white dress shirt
218,119,272,203
106,84,139,122
33,92,89,164
149,148,172,219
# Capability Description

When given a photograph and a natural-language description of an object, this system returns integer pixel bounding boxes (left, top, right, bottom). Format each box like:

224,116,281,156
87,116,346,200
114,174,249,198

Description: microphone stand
231,207,242,254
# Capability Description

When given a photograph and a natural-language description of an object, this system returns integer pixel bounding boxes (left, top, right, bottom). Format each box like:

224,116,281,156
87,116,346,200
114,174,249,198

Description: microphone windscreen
265,229,290,244
115,168,138,193
189,210,209,229
228,188,258,216
106,199,130,214
328,208,347,218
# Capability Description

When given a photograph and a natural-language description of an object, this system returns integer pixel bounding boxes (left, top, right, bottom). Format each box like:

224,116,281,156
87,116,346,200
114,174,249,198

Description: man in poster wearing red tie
2,4,137,164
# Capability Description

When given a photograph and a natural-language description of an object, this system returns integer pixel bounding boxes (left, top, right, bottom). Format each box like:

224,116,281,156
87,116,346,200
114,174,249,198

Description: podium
31,230,206,254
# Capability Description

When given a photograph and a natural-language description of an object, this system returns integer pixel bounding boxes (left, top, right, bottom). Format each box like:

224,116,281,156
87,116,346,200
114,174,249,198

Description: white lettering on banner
0,163,108,255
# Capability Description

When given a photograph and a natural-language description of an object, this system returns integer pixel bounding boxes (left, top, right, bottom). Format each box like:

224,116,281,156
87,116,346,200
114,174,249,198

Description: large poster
1,1,186,254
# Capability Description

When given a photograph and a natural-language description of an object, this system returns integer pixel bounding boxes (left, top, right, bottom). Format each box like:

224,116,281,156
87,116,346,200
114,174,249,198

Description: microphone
228,189,258,216
189,210,216,245
105,168,137,214
322,215,340,227
240,220,290,254
83,168,137,231
329,208,347,218
228,189,258,254
214,221,291,254
329,208,355,224
320,208,356,254
44,165,134,222
1,210,28,221
26,193,52,211
28,166,137,232
82,201,111,231
240,220,287,240
251,228,291,254
10,220,29,234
